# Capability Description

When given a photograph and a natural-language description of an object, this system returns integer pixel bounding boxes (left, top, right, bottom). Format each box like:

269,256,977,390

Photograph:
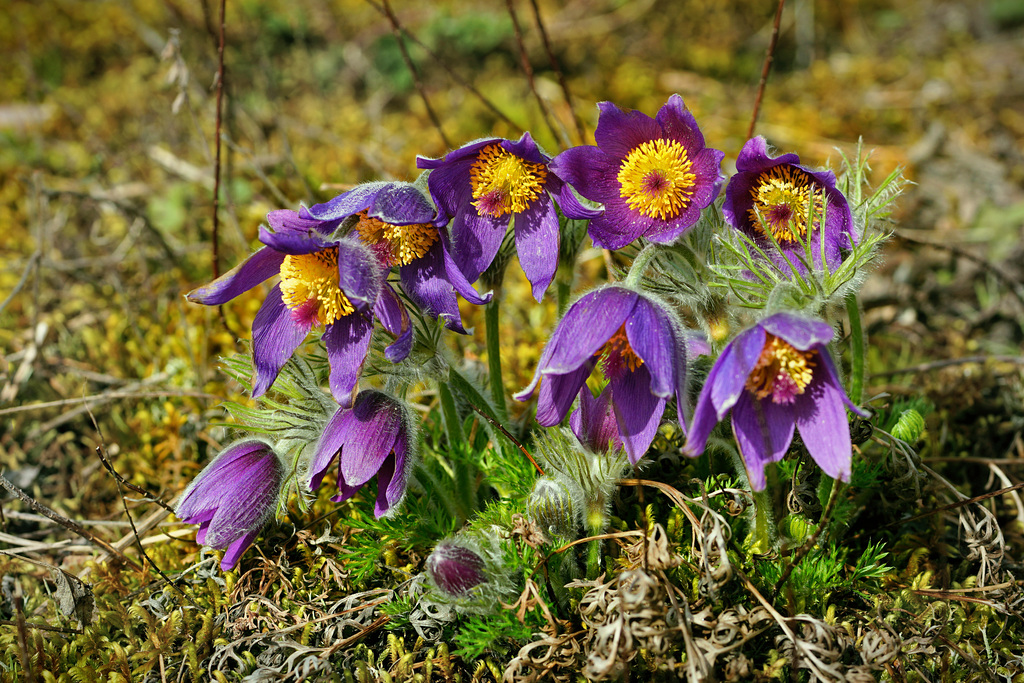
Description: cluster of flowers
176,94,867,575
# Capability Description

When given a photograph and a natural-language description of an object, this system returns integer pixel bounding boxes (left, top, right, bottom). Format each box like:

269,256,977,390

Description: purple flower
417,133,600,301
304,181,491,334
684,312,869,490
176,440,284,570
308,389,414,517
569,386,623,455
186,209,385,405
426,542,488,598
550,94,724,250
722,136,856,274
514,285,689,465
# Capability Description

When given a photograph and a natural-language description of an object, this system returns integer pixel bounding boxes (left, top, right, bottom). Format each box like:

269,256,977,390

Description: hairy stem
485,299,508,421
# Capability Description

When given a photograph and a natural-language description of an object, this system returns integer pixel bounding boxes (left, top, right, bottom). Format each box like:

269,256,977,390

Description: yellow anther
617,138,696,220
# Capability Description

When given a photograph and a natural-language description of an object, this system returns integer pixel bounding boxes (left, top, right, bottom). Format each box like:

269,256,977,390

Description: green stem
438,382,464,446
623,243,660,288
556,279,571,317
484,299,508,422
845,293,866,406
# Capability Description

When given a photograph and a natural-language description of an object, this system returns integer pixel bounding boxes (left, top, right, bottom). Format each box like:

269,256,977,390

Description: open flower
514,285,689,464
684,312,869,490
176,440,284,570
722,136,855,275
550,94,724,250
417,133,600,301
187,209,383,404
304,181,491,334
308,389,415,517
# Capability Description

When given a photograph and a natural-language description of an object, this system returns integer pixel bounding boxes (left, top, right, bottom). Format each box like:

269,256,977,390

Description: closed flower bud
426,542,488,598
176,440,285,570
526,476,577,538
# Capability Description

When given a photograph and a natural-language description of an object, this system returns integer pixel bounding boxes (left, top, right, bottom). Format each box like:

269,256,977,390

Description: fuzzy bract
307,389,414,517
684,312,869,490
417,133,600,301
515,284,689,465
550,94,724,250
722,136,856,275
176,440,285,570
426,542,488,598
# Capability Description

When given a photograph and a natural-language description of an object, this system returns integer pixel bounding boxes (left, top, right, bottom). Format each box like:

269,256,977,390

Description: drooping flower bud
176,440,285,570
526,476,577,538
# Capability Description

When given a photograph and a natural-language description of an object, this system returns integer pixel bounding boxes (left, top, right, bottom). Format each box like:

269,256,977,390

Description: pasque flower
515,285,689,465
426,542,488,598
176,440,285,570
308,389,415,517
569,386,623,455
186,208,385,404
304,181,491,334
722,136,855,274
684,312,869,490
417,133,600,301
550,94,724,250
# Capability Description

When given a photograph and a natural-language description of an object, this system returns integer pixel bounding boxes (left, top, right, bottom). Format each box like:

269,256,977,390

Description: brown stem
747,0,786,141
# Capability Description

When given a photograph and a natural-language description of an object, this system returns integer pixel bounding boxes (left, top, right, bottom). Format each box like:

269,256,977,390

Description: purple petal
586,199,658,250
624,295,679,398
535,362,594,426
513,195,559,302
373,452,408,517
593,100,662,160
515,286,636,401
553,181,603,220
548,146,614,205
323,312,375,406
374,284,413,363
337,391,402,489
308,406,354,490
610,364,666,465
760,313,834,351
220,528,261,570
710,325,767,416
186,247,285,306
655,94,704,153
401,241,468,334
335,238,383,310
260,212,335,254
731,392,796,491
571,386,622,454
251,285,311,398
794,373,853,483
449,206,507,283
438,229,493,306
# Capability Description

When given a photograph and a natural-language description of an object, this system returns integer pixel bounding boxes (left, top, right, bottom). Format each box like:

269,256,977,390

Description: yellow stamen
279,247,354,326
469,144,548,217
595,325,644,377
747,165,825,244
617,138,696,220
355,212,439,267
745,334,816,404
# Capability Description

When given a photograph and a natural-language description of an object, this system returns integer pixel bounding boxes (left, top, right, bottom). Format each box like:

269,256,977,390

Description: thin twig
0,474,142,571
528,0,584,144
747,0,786,140
772,478,842,598
0,249,41,318
894,231,1024,308
362,0,519,131
13,582,37,683
0,389,217,417
505,0,562,146
379,0,450,149
211,0,226,280
465,403,545,475
871,354,1024,379
0,619,81,635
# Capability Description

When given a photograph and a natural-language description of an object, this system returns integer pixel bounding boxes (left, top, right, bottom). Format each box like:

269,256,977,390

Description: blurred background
1,0,1022,556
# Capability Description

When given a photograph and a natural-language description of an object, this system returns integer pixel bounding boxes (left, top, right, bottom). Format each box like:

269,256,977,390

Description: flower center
595,325,644,381
745,334,816,404
279,247,354,327
617,138,696,220
469,144,548,217
354,212,439,267
747,165,825,244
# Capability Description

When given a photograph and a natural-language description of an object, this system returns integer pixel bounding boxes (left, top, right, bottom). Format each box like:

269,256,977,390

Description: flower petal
449,206,507,283
710,325,767,415
760,312,834,351
794,373,853,483
731,391,795,491
323,312,375,406
401,241,468,334
337,392,402,489
186,247,285,306
308,406,354,490
374,284,413,363
593,100,662,160
251,285,311,397
548,146,613,206
610,364,666,465
514,195,559,302
570,386,621,454
220,528,261,570
335,238,382,310
535,362,594,426
624,295,679,398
